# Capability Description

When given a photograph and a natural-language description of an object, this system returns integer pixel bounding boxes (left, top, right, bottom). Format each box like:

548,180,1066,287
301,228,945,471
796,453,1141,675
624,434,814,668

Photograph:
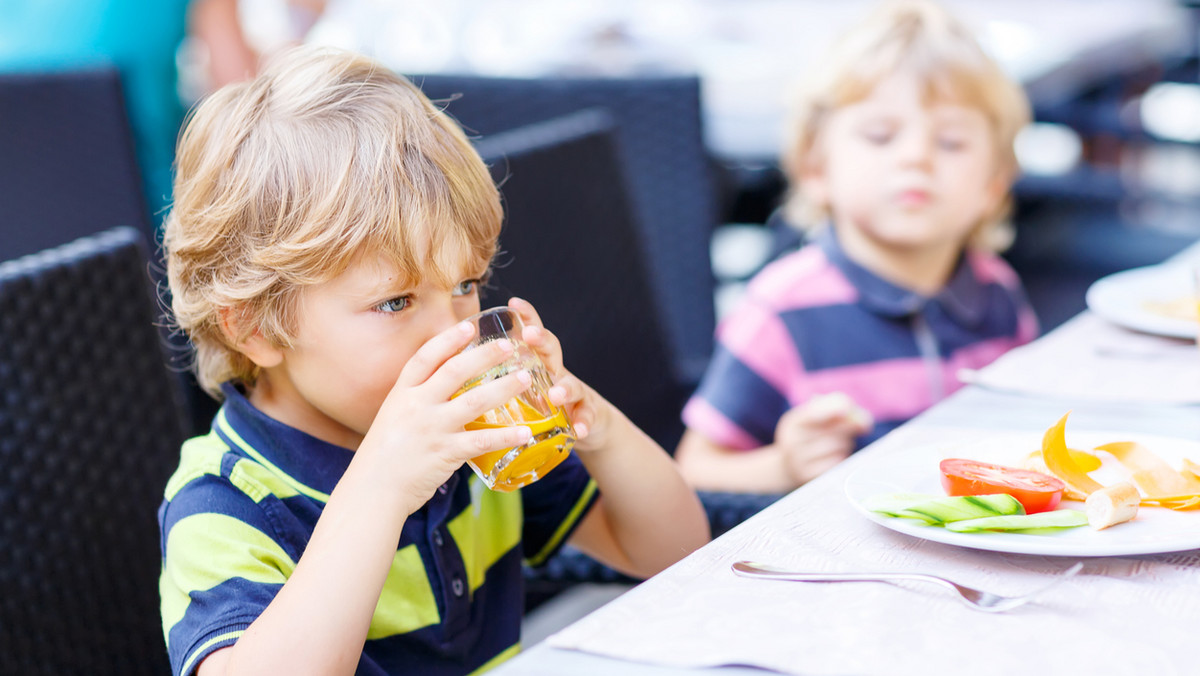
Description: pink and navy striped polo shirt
683,229,1039,452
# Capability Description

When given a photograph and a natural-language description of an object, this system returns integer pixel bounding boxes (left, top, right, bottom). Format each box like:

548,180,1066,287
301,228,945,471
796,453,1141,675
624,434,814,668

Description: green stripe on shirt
525,479,597,566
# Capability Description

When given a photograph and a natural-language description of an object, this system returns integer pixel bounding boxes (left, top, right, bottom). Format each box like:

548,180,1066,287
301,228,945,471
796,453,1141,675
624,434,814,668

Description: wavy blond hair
780,0,1031,251
164,46,502,398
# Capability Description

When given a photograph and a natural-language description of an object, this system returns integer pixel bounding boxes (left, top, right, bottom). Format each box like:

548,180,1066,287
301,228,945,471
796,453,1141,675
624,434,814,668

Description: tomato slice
939,458,1065,514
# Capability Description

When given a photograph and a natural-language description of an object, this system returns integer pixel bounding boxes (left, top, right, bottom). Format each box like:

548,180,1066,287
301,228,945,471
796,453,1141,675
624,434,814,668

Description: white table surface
493,251,1200,675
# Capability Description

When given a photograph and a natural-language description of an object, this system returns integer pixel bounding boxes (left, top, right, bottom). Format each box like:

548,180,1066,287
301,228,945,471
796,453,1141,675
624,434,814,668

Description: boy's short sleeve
683,294,796,450
159,471,299,676
519,451,598,567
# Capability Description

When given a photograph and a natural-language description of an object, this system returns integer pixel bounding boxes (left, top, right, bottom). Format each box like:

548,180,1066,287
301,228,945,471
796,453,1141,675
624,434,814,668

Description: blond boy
158,46,708,675
677,0,1039,493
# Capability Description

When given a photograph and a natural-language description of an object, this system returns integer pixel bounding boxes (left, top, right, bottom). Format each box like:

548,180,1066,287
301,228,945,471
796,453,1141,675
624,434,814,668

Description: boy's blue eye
376,296,411,313
452,280,477,296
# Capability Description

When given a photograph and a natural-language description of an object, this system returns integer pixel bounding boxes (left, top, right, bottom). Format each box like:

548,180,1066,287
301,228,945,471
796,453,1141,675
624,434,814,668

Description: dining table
492,246,1200,676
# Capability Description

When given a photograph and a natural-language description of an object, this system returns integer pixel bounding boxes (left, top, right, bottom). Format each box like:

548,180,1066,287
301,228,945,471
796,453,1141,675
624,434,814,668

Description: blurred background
5,0,1198,499
214,0,1200,330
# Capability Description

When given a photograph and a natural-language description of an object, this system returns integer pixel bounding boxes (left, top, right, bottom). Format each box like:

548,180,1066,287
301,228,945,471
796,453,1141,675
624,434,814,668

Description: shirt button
437,483,448,495
451,577,465,597
432,529,444,547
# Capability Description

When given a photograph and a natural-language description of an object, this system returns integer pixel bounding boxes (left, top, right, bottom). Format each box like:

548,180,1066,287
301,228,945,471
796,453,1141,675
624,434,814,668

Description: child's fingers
797,392,872,429
568,408,592,441
790,414,871,441
507,296,544,329
546,374,585,407
524,325,565,374
508,297,567,373
398,320,478,386
456,425,533,461
446,368,532,424
546,375,593,440
797,392,853,423
424,337,518,400
781,433,855,484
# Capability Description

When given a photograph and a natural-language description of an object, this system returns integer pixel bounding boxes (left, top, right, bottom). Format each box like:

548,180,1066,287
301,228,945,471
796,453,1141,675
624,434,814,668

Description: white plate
844,430,1200,557
1085,264,1196,339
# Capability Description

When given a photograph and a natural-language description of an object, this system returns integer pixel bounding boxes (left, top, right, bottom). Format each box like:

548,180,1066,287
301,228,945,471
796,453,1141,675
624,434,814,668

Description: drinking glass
456,307,576,491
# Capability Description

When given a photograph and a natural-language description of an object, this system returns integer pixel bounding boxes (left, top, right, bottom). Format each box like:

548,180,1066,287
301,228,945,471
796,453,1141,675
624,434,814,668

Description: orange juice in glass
456,308,575,492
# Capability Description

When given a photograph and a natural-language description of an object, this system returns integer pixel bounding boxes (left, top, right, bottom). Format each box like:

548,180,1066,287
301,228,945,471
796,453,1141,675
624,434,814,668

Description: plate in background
1085,264,1197,339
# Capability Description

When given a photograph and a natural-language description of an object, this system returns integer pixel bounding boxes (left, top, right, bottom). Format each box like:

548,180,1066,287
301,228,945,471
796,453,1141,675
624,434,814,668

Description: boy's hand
776,392,873,486
359,320,535,515
507,297,612,452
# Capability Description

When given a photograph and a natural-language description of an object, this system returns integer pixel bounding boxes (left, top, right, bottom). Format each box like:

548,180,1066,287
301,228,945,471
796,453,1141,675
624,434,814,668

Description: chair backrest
0,227,184,675
413,73,717,388
475,109,687,450
0,67,152,263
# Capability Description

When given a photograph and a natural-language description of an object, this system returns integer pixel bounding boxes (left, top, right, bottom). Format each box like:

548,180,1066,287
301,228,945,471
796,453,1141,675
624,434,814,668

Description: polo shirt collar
216,382,356,498
816,227,987,326
216,383,466,507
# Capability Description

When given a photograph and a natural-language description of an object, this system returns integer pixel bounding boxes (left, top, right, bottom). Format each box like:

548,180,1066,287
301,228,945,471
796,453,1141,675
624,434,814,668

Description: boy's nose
432,303,466,333
418,297,468,341
897,132,935,167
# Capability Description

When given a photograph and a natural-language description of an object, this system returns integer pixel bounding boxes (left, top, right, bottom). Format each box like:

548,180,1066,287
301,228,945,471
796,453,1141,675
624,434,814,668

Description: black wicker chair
413,73,719,392
0,227,186,675
473,111,781,593
475,108,688,452
0,67,153,262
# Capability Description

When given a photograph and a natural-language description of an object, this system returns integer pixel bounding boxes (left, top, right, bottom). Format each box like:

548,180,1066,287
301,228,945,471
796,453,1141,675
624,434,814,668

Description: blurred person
0,0,190,229
0,0,268,231
189,0,327,90
0,0,319,232
676,0,1039,493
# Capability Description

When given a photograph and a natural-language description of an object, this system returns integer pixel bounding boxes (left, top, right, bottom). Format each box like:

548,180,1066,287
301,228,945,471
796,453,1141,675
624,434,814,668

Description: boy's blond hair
780,0,1031,251
164,46,502,398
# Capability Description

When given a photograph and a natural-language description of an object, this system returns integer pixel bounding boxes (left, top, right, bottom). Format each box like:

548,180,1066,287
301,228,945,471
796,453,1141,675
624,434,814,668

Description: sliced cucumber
899,494,1025,524
859,492,941,517
864,493,1024,524
944,510,1088,533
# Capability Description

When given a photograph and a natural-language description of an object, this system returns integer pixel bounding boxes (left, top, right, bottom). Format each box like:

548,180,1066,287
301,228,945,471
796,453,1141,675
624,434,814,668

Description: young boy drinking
157,46,708,675
676,0,1040,493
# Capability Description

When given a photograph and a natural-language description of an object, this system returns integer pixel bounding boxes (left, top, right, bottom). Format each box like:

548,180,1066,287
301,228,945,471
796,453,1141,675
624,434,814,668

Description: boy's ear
990,167,1013,199
983,166,1013,213
798,159,830,212
218,307,284,368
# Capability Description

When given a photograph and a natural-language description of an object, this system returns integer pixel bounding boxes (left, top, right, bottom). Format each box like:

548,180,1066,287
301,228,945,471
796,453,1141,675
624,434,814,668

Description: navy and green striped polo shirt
158,384,598,675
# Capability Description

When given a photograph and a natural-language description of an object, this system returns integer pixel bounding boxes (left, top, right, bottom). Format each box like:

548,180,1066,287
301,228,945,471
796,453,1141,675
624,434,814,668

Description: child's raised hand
359,319,534,514
775,392,873,486
507,297,610,451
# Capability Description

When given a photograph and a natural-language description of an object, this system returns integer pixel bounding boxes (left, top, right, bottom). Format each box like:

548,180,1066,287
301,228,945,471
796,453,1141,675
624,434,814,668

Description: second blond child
677,0,1039,494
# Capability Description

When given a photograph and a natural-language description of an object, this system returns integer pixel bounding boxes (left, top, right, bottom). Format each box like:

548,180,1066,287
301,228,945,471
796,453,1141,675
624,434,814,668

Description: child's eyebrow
359,275,414,299
930,103,984,122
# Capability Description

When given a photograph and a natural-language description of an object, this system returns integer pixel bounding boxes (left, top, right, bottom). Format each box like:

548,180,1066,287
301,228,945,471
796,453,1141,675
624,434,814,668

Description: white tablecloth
960,311,1200,404
545,423,1200,675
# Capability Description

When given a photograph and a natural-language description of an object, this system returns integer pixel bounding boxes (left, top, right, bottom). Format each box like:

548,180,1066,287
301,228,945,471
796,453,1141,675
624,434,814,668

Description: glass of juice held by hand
456,307,575,491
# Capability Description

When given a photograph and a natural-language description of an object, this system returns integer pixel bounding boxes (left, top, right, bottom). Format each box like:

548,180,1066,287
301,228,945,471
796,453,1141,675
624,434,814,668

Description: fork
731,561,1083,612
